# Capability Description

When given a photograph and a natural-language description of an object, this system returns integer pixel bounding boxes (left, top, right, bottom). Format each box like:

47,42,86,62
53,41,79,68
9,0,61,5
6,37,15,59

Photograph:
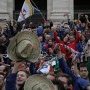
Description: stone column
0,0,9,20
0,0,14,21
47,0,74,24
7,0,14,21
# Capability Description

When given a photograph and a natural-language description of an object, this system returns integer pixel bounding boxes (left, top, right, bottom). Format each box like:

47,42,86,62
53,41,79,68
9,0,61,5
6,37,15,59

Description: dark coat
58,58,90,90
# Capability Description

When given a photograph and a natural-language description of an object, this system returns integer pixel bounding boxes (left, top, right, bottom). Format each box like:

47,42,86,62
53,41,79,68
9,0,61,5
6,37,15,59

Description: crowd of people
0,14,90,90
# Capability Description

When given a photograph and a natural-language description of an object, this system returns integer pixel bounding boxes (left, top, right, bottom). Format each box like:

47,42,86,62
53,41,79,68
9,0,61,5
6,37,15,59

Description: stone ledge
0,12,10,20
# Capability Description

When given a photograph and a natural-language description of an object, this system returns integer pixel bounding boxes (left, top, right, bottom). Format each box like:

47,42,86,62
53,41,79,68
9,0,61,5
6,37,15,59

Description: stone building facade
0,0,73,23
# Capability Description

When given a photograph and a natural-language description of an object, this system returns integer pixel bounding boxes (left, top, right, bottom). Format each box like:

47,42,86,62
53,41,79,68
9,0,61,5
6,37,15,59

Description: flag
18,0,34,22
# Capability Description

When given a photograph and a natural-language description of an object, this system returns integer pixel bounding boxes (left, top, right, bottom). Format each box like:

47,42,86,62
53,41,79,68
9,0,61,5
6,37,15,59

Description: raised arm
5,62,21,90
56,50,78,81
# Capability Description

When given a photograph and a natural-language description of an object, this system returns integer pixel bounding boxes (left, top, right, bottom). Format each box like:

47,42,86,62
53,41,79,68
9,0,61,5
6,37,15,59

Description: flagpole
30,0,46,22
